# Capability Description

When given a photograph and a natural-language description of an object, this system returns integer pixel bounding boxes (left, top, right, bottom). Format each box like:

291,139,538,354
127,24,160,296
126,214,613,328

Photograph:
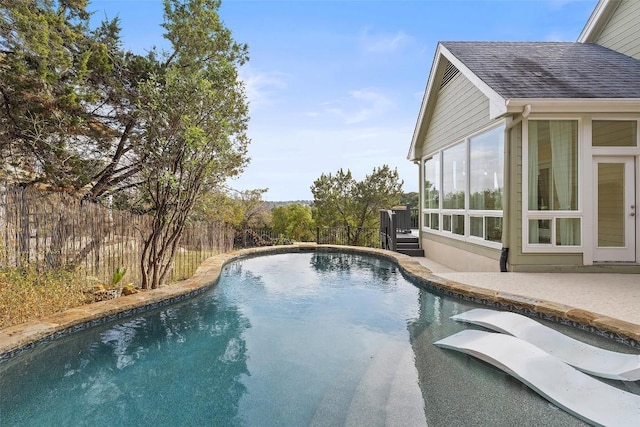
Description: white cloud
359,27,412,54
240,69,288,109
322,88,396,124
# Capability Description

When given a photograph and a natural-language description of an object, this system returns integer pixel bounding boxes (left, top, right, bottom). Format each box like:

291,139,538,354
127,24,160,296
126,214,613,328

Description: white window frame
421,121,505,250
583,115,640,264
522,116,583,253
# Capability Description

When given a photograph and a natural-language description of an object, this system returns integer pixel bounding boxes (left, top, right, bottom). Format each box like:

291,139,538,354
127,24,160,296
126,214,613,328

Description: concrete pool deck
414,256,640,333
1,244,639,362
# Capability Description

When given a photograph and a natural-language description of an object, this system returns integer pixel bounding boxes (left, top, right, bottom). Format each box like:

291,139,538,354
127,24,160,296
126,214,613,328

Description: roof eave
407,43,507,161
506,98,640,114
578,0,621,43
407,44,447,161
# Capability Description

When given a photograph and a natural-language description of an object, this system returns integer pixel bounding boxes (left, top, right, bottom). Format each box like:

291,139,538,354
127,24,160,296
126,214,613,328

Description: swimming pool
0,251,634,426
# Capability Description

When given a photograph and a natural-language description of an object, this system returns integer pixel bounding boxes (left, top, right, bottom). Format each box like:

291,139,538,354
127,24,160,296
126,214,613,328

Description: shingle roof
441,42,640,99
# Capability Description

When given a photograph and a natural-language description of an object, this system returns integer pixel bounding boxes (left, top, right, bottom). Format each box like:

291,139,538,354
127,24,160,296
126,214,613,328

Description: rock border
1,244,638,363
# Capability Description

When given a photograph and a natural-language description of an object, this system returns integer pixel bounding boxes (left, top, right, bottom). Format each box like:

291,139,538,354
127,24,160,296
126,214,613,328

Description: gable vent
440,62,460,90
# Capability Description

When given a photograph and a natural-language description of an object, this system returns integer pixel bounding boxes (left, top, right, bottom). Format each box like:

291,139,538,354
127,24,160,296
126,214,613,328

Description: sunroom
410,41,640,272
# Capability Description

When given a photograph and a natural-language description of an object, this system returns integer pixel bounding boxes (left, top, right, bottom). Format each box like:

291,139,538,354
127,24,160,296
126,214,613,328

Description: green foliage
191,188,271,229
311,165,403,245
1,0,251,289
110,267,127,287
272,203,315,242
0,0,111,187
136,0,250,289
400,192,419,208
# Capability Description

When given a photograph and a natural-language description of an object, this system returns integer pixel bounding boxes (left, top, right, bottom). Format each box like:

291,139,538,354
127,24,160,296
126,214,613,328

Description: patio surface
415,256,640,326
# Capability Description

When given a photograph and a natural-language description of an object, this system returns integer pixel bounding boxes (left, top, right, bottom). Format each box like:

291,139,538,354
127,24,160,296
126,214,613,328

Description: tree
0,0,251,288
0,0,113,187
272,203,315,242
311,165,403,245
400,192,419,208
136,0,250,289
191,188,271,230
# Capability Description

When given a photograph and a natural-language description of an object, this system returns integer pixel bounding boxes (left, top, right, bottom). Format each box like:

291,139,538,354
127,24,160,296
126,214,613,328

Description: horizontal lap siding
509,123,523,262
421,72,490,157
595,0,640,60
419,71,497,266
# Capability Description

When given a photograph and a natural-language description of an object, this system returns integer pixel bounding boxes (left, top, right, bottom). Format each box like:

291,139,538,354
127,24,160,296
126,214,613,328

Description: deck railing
410,208,419,229
316,226,380,248
379,209,397,251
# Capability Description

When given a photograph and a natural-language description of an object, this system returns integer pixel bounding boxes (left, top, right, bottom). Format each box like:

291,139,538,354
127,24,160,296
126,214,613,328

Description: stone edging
1,244,639,363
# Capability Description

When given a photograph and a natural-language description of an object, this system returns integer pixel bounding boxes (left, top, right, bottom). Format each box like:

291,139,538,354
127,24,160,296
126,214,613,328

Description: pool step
311,340,426,427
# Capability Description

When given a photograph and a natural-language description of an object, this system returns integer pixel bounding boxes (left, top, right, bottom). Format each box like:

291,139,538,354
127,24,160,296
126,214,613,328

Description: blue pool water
0,252,634,426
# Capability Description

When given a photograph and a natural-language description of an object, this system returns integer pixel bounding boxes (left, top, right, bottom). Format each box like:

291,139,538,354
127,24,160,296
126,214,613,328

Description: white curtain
528,122,539,243
550,122,576,245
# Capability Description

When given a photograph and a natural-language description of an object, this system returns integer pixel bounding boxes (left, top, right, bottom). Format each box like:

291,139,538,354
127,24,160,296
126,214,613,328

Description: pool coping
1,244,639,362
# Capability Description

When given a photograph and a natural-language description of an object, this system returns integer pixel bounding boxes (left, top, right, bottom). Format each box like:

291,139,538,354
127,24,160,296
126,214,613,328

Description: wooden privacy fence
0,184,234,285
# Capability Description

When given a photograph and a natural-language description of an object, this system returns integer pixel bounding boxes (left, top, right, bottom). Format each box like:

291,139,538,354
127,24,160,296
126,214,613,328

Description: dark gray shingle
441,42,640,99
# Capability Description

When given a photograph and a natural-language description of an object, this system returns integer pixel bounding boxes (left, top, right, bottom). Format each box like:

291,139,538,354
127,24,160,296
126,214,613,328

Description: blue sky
90,0,598,201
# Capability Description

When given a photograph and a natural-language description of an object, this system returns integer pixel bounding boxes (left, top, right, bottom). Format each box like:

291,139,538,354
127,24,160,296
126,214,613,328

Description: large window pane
593,121,637,147
442,143,465,209
528,120,578,211
470,126,504,210
423,157,440,209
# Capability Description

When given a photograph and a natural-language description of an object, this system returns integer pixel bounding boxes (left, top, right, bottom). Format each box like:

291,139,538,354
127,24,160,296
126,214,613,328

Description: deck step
397,248,424,257
434,330,640,426
396,236,419,244
451,308,640,381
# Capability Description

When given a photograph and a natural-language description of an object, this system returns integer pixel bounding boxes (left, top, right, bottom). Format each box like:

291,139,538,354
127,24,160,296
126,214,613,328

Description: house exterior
408,0,640,272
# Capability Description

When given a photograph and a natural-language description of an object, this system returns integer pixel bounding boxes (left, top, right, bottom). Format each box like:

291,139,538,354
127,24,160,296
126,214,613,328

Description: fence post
18,186,30,266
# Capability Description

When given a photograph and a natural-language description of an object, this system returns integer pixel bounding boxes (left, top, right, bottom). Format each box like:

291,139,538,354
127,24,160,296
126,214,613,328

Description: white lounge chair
451,308,640,381
434,330,640,426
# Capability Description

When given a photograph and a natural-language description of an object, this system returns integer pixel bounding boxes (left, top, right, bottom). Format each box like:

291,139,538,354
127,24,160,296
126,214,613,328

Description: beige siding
420,72,490,157
507,122,522,259
595,0,640,60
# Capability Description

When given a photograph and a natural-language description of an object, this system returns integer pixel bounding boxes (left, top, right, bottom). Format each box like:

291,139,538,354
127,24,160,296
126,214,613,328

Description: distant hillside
268,200,314,208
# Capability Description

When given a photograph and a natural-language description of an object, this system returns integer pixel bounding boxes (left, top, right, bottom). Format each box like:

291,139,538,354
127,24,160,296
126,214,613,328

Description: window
423,157,439,209
442,143,466,209
526,120,580,248
421,123,504,247
470,126,504,210
423,157,440,230
528,120,578,211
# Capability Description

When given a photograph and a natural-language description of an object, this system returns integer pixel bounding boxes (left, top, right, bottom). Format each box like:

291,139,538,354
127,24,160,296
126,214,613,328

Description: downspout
500,110,526,272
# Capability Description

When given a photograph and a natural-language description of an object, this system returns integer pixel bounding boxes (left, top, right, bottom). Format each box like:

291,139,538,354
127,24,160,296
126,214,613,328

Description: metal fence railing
410,208,419,229
316,226,380,248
